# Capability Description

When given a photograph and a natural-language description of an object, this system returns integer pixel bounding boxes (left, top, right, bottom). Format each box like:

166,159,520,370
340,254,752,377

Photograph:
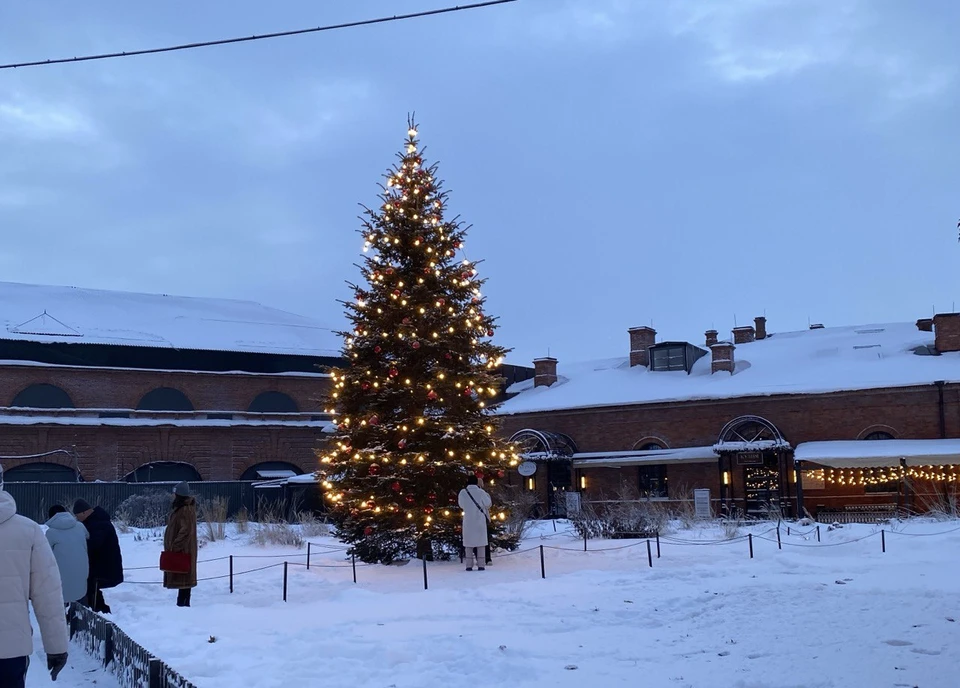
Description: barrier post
307,542,311,570
584,530,588,552
748,533,754,559
881,529,886,553
540,545,545,579
646,540,653,568
229,555,234,593
777,526,782,550
422,557,429,590
656,530,661,558
352,554,357,584
283,562,289,602
816,525,821,542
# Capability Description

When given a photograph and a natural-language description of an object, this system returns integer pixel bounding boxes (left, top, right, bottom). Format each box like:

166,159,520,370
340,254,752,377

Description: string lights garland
319,118,521,564
805,465,960,486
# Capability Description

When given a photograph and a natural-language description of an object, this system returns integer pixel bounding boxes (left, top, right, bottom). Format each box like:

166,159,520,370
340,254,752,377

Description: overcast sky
0,0,957,365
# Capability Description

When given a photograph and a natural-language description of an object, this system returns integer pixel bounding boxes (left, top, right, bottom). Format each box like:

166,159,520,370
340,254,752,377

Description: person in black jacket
73,500,124,614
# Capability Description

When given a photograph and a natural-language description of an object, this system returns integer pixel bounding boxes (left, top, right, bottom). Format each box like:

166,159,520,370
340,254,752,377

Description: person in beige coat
0,465,69,687
163,482,198,607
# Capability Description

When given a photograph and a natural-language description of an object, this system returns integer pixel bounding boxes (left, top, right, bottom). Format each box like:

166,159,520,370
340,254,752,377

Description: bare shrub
116,492,171,529
571,484,668,539
669,485,698,528
250,496,304,548
919,483,959,521
199,497,229,542
491,484,538,540
297,511,329,538
233,506,250,534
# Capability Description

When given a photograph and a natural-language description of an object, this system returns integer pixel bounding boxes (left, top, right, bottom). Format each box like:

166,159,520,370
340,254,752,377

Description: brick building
0,281,341,483
497,315,960,520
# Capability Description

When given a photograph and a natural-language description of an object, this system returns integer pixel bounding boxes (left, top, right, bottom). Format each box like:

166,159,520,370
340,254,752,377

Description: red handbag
159,551,190,573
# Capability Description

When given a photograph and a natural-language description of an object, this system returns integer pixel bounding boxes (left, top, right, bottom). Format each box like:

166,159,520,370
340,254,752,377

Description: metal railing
68,603,197,688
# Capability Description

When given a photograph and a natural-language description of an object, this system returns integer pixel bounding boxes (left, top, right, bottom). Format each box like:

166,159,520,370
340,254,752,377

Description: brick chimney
917,318,934,332
705,329,718,347
732,326,756,345
933,313,960,353
754,317,767,340
711,342,735,374
533,357,558,387
628,326,656,367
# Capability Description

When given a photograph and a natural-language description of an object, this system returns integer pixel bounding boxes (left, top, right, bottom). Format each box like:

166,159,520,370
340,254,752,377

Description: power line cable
0,0,518,70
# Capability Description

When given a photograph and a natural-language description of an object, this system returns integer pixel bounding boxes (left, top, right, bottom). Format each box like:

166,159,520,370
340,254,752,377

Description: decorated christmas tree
319,118,521,564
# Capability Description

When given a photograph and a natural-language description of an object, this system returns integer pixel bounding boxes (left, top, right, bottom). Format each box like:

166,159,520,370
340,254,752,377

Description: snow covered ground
36,519,960,688
25,636,118,687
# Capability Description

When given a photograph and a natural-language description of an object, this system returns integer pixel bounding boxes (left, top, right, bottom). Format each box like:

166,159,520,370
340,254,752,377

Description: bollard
816,525,821,542
646,540,653,568
540,545,546,579
352,554,357,584
422,557,429,590
229,555,234,594
584,529,588,552
787,526,791,536
882,529,886,553
656,530,661,558
283,562,289,602
777,526,782,550
748,533,754,559
307,542,311,570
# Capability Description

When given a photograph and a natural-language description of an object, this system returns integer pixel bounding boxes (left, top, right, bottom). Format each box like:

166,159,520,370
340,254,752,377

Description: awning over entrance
572,446,717,468
795,439,960,468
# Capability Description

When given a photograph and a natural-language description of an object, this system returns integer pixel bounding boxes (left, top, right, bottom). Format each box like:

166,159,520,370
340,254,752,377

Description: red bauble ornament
361,382,370,390
427,492,437,502
427,390,438,401
392,290,401,298
444,353,452,360
373,271,381,278
464,388,472,396
455,241,462,248
461,272,470,279
364,526,374,537
497,470,505,479
389,368,399,377
369,415,380,426
412,341,421,349
402,317,411,325
386,267,395,275
404,495,415,504
472,297,480,304
438,298,445,306
487,329,494,337
374,346,382,354
398,438,407,449
424,506,434,515
423,267,431,275
368,464,381,476
391,481,401,492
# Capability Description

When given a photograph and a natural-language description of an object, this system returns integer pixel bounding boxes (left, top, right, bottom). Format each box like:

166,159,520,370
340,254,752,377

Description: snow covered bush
199,497,229,542
297,511,329,538
491,484,539,541
116,492,171,529
571,486,669,540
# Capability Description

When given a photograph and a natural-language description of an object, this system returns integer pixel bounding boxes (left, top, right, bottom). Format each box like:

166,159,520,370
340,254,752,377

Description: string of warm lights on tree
319,118,521,564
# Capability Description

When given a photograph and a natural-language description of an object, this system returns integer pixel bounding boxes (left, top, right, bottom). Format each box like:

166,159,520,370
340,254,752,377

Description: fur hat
173,481,191,497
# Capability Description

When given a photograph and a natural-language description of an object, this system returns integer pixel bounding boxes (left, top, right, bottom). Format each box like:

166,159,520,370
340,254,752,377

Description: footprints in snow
883,639,942,655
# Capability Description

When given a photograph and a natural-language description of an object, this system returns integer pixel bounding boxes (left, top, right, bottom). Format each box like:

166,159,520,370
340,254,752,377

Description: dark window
240,462,304,481
248,391,299,413
639,465,668,498
1,462,80,482
124,461,202,483
638,442,664,451
864,431,895,441
11,384,74,409
137,387,194,412
650,347,686,372
98,411,130,419
207,413,233,420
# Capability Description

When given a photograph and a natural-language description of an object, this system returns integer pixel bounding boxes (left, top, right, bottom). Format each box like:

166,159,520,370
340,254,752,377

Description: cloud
0,94,95,139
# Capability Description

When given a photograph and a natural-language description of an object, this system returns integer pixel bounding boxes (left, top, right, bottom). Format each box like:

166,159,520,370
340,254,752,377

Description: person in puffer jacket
46,504,90,605
0,465,69,687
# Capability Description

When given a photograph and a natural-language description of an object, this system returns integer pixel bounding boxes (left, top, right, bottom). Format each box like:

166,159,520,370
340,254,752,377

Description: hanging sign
737,452,763,466
517,461,537,477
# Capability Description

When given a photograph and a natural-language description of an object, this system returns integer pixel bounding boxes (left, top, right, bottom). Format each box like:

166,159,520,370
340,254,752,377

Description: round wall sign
517,461,537,477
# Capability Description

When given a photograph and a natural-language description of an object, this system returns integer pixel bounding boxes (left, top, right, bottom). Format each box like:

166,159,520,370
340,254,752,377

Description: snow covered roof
795,439,960,468
498,322,960,414
572,446,717,468
0,281,341,357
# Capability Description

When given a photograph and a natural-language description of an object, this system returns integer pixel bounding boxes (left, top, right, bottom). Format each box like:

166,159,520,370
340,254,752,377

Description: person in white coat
0,465,69,687
46,504,90,605
458,475,492,571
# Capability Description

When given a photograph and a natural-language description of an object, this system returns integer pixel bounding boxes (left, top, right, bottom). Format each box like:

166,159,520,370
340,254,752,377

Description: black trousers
85,579,111,613
0,656,28,688
177,588,192,607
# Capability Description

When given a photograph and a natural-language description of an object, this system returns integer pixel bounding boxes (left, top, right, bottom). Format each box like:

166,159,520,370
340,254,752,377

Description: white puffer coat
46,511,90,603
0,490,69,660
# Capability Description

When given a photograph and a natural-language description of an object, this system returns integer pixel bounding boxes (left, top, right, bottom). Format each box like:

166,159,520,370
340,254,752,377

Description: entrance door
547,461,572,518
743,457,781,517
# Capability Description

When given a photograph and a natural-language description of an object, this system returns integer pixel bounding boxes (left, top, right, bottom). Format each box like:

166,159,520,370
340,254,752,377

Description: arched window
715,415,788,451
137,388,194,412
11,384,75,409
248,392,299,413
124,462,202,483
2,462,80,482
240,461,304,481
863,431,895,441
